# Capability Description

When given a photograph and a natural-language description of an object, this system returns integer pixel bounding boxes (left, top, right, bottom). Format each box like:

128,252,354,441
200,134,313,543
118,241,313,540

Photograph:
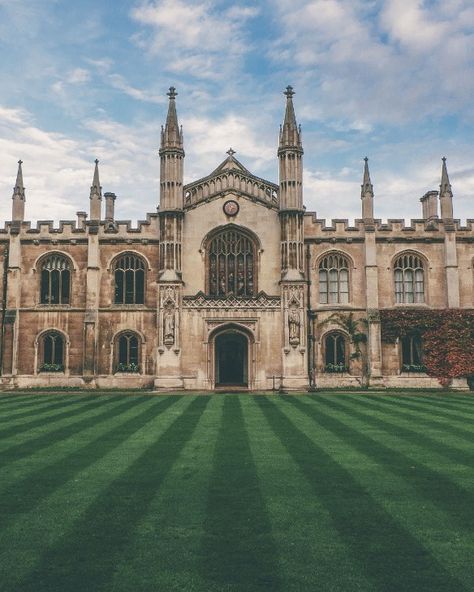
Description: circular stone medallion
223,200,239,216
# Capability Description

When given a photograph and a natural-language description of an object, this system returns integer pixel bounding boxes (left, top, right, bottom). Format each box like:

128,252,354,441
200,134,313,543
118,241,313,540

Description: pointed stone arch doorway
212,326,252,389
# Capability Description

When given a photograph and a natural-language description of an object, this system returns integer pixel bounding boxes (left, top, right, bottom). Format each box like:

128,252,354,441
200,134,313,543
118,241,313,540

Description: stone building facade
1,87,473,391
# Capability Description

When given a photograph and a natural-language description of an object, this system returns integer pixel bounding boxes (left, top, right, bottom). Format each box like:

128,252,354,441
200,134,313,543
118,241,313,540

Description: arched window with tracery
319,253,349,304
115,332,140,372
324,332,347,372
114,254,145,304
401,335,425,372
394,253,425,303
40,254,70,305
40,331,65,372
208,228,256,297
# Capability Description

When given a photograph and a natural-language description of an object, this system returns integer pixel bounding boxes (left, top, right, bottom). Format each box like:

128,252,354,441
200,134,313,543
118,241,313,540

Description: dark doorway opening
215,331,248,386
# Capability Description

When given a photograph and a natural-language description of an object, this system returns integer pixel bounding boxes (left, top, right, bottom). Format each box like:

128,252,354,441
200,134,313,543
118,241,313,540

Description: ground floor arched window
40,331,65,372
401,335,425,372
324,332,347,373
116,332,140,373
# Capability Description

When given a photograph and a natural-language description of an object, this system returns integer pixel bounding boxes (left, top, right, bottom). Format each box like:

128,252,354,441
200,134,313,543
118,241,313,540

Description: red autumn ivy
380,309,474,384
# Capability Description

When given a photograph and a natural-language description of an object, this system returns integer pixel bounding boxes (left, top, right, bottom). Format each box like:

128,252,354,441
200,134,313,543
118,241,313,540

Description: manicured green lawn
0,392,473,591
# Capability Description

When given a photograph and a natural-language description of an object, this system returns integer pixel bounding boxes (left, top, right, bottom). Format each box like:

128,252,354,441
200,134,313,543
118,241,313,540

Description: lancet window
394,253,425,304
40,331,65,372
116,332,140,373
324,332,347,372
114,254,145,304
319,253,349,304
40,255,71,305
401,335,425,372
208,228,255,297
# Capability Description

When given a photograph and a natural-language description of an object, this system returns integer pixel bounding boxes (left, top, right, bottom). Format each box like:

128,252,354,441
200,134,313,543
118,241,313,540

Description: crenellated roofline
184,151,279,211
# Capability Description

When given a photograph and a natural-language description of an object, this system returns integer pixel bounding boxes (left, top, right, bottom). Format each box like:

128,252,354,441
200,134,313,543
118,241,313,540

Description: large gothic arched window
114,254,145,304
394,253,425,304
40,331,65,372
40,254,71,305
208,228,256,297
319,253,349,304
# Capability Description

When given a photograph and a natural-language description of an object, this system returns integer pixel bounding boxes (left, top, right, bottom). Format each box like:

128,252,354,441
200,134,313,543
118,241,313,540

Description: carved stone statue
288,308,300,346
164,308,175,345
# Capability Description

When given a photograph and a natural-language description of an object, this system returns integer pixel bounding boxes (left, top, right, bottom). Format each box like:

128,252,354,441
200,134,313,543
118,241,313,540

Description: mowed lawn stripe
373,395,474,424
0,396,156,528
0,395,62,415
11,396,209,592
0,396,132,466
198,396,282,592
243,396,376,592
288,396,474,589
0,395,111,442
398,394,474,414
316,396,474,485
0,395,98,426
344,395,474,447
110,395,221,592
257,396,466,592
0,396,181,590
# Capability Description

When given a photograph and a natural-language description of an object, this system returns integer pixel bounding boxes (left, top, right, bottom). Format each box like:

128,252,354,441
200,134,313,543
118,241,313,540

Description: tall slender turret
278,86,304,279
158,87,184,278
361,157,374,221
12,160,25,222
159,86,184,211
89,159,102,221
439,157,453,220
278,86,303,210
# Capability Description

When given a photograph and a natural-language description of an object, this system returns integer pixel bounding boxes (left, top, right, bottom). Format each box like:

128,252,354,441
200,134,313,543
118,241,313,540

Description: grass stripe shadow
0,396,172,532
0,396,93,425
340,395,474,447
0,397,124,469
12,396,209,592
291,396,474,534
199,396,282,592
0,395,107,441
372,395,474,424
256,396,466,592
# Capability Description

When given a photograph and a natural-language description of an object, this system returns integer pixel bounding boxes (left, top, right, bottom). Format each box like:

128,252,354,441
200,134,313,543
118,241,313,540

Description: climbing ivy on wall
380,309,474,385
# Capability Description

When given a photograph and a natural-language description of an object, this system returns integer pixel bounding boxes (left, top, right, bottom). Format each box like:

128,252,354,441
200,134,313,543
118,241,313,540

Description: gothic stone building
1,87,473,391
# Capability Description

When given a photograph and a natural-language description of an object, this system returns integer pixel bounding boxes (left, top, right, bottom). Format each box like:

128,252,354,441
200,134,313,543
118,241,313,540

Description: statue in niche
288,307,301,346
163,307,175,346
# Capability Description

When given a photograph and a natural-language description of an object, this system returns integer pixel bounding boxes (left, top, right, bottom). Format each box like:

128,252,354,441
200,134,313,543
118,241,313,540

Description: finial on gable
284,85,294,98
167,86,177,100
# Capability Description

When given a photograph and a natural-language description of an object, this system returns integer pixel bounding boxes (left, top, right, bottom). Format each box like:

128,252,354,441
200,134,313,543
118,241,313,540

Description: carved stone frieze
183,291,280,309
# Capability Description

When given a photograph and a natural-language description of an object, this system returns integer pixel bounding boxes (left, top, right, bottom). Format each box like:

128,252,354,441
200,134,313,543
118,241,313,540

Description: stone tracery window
40,331,65,372
115,331,140,373
324,332,347,372
40,254,71,305
319,253,349,304
114,254,145,304
208,228,255,297
394,253,425,303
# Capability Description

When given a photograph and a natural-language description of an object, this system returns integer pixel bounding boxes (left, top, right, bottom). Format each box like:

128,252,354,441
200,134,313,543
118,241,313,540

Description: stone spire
361,157,374,220
159,86,185,211
279,85,302,149
89,159,102,221
12,159,25,222
161,86,183,149
439,157,453,220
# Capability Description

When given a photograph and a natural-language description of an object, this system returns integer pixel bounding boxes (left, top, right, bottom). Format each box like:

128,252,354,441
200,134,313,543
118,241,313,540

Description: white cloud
66,68,91,84
107,73,164,104
130,0,259,79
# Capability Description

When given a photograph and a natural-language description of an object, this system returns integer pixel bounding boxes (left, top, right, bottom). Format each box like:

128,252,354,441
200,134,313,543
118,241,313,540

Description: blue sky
0,0,473,223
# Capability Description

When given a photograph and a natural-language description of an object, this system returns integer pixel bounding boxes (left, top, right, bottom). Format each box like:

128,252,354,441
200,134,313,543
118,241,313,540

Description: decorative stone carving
183,292,280,309
159,285,180,348
367,309,381,322
288,307,301,346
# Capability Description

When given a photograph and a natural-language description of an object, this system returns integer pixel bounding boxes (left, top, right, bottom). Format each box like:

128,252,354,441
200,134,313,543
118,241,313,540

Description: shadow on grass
199,396,282,592
0,395,109,442
307,395,474,531
0,396,95,425
0,394,61,414
12,396,209,592
256,396,465,592
0,396,176,532
368,395,474,424
341,395,474,447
